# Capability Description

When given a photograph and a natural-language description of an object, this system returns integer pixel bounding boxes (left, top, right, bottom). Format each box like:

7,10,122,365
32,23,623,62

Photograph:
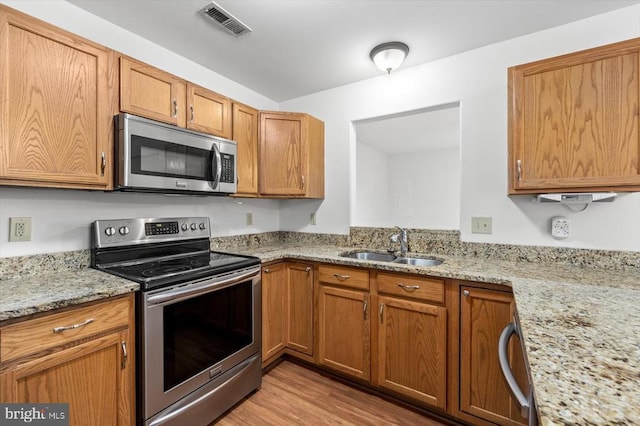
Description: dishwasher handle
498,322,530,418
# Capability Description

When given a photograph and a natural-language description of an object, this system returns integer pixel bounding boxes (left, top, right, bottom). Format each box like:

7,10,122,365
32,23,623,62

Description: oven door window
131,135,214,181
163,281,253,391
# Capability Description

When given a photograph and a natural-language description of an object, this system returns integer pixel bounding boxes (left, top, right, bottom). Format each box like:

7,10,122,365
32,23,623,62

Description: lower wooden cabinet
0,294,135,426
318,284,371,381
458,285,528,425
261,262,287,363
376,294,447,409
261,261,531,425
286,262,314,355
261,261,314,365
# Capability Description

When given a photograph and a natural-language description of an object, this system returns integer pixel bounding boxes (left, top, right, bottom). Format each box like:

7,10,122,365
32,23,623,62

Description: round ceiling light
369,42,410,74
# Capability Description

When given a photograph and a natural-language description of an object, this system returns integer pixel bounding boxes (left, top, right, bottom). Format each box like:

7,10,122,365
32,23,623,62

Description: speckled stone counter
0,268,139,322
230,243,640,426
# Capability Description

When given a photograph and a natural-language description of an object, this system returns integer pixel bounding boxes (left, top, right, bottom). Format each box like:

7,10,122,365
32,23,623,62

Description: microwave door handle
211,143,222,189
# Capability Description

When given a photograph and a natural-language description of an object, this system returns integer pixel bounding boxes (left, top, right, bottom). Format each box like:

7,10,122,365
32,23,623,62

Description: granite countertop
1,243,638,424
0,268,138,322
231,243,640,426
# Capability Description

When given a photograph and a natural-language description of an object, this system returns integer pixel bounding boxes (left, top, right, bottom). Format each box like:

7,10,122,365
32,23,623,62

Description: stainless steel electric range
91,217,262,426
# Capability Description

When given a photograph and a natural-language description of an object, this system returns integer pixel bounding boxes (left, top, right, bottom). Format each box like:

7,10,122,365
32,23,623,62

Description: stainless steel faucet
390,226,408,255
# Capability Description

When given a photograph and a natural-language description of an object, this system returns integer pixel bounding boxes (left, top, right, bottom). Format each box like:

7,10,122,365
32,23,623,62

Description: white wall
280,4,640,251
354,143,390,226
3,2,640,255
0,0,281,257
387,149,460,229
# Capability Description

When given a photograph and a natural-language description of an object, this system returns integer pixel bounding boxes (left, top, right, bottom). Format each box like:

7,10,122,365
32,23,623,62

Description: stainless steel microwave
115,113,237,195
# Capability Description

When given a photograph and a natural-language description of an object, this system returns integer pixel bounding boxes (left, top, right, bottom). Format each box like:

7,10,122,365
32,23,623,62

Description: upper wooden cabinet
233,102,259,196
121,57,231,139
186,84,232,139
0,5,115,190
508,38,640,194
120,56,186,127
259,111,324,198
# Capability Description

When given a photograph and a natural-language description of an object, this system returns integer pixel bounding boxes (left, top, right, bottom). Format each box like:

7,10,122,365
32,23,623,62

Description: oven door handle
147,267,259,306
211,143,222,190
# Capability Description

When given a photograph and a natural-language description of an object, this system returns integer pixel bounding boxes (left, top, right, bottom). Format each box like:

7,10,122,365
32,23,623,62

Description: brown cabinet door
0,7,113,189
187,85,231,138
0,330,133,426
262,263,287,362
287,262,314,355
120,56,186,127
318,284,370,381
459,286,528,425
377,295,447,409
232,102,259,196
259,112,306,196
509,39,640,193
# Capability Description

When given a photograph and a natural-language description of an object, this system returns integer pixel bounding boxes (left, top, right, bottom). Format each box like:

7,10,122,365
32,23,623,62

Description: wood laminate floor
214,360,452,425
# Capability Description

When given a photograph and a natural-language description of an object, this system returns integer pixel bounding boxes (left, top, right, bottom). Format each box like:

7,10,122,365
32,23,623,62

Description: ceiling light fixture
370,42,410,74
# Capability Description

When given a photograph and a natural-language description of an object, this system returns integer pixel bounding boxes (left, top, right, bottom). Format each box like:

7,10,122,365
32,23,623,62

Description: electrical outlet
471,217,492,234
9,217,32,242
310,213,317,225
246,213,253,226
551,216,570,240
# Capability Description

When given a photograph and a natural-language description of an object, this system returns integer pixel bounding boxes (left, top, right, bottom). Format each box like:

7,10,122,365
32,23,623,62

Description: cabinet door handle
516,159,522,182
379,303,384,323
333,273,350,281
264,268,270,273
100,152,106,176
363,300,368,320
190,105,195,123
52,318,95,333
301,175,305,189
463,289,470,297
173,98,178,118
121,341,127,370
305,266,311,273
397,283,420,292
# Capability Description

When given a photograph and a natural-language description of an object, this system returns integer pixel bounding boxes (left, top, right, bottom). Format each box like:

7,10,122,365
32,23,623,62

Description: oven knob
199,223,206,230
181,223,189,232
119,226,130,235
105,226,116,236
190,223,197,231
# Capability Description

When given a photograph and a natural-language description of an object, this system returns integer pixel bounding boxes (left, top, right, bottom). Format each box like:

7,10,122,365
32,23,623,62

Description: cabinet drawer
1,296,131,363
377,272,444,304
318,265,369,290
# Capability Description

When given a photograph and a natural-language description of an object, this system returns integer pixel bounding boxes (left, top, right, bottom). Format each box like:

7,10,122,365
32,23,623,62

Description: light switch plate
471,217,492,234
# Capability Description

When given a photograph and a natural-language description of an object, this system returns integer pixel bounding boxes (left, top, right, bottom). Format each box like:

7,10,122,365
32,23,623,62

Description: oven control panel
92,217,210,248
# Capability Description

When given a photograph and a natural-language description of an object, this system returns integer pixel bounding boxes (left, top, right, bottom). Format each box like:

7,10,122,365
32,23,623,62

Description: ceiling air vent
200,2,252,37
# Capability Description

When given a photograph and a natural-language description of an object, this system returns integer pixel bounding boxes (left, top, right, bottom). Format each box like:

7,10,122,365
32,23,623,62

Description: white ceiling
67,0,639,102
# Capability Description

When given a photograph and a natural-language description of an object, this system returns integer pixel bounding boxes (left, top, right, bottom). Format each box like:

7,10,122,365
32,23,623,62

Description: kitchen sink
393,257,443,267
341,251,397,262
340,251,443,266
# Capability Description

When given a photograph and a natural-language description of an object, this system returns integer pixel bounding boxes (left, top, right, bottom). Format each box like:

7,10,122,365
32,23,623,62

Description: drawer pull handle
264,268,270,273
334,273,350,281
121,341,127,369
397,283,420,292
305,266,311,273
53,318,95,333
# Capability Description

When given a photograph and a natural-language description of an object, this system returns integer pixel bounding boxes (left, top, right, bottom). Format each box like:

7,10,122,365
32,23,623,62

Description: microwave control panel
220,154,235,183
